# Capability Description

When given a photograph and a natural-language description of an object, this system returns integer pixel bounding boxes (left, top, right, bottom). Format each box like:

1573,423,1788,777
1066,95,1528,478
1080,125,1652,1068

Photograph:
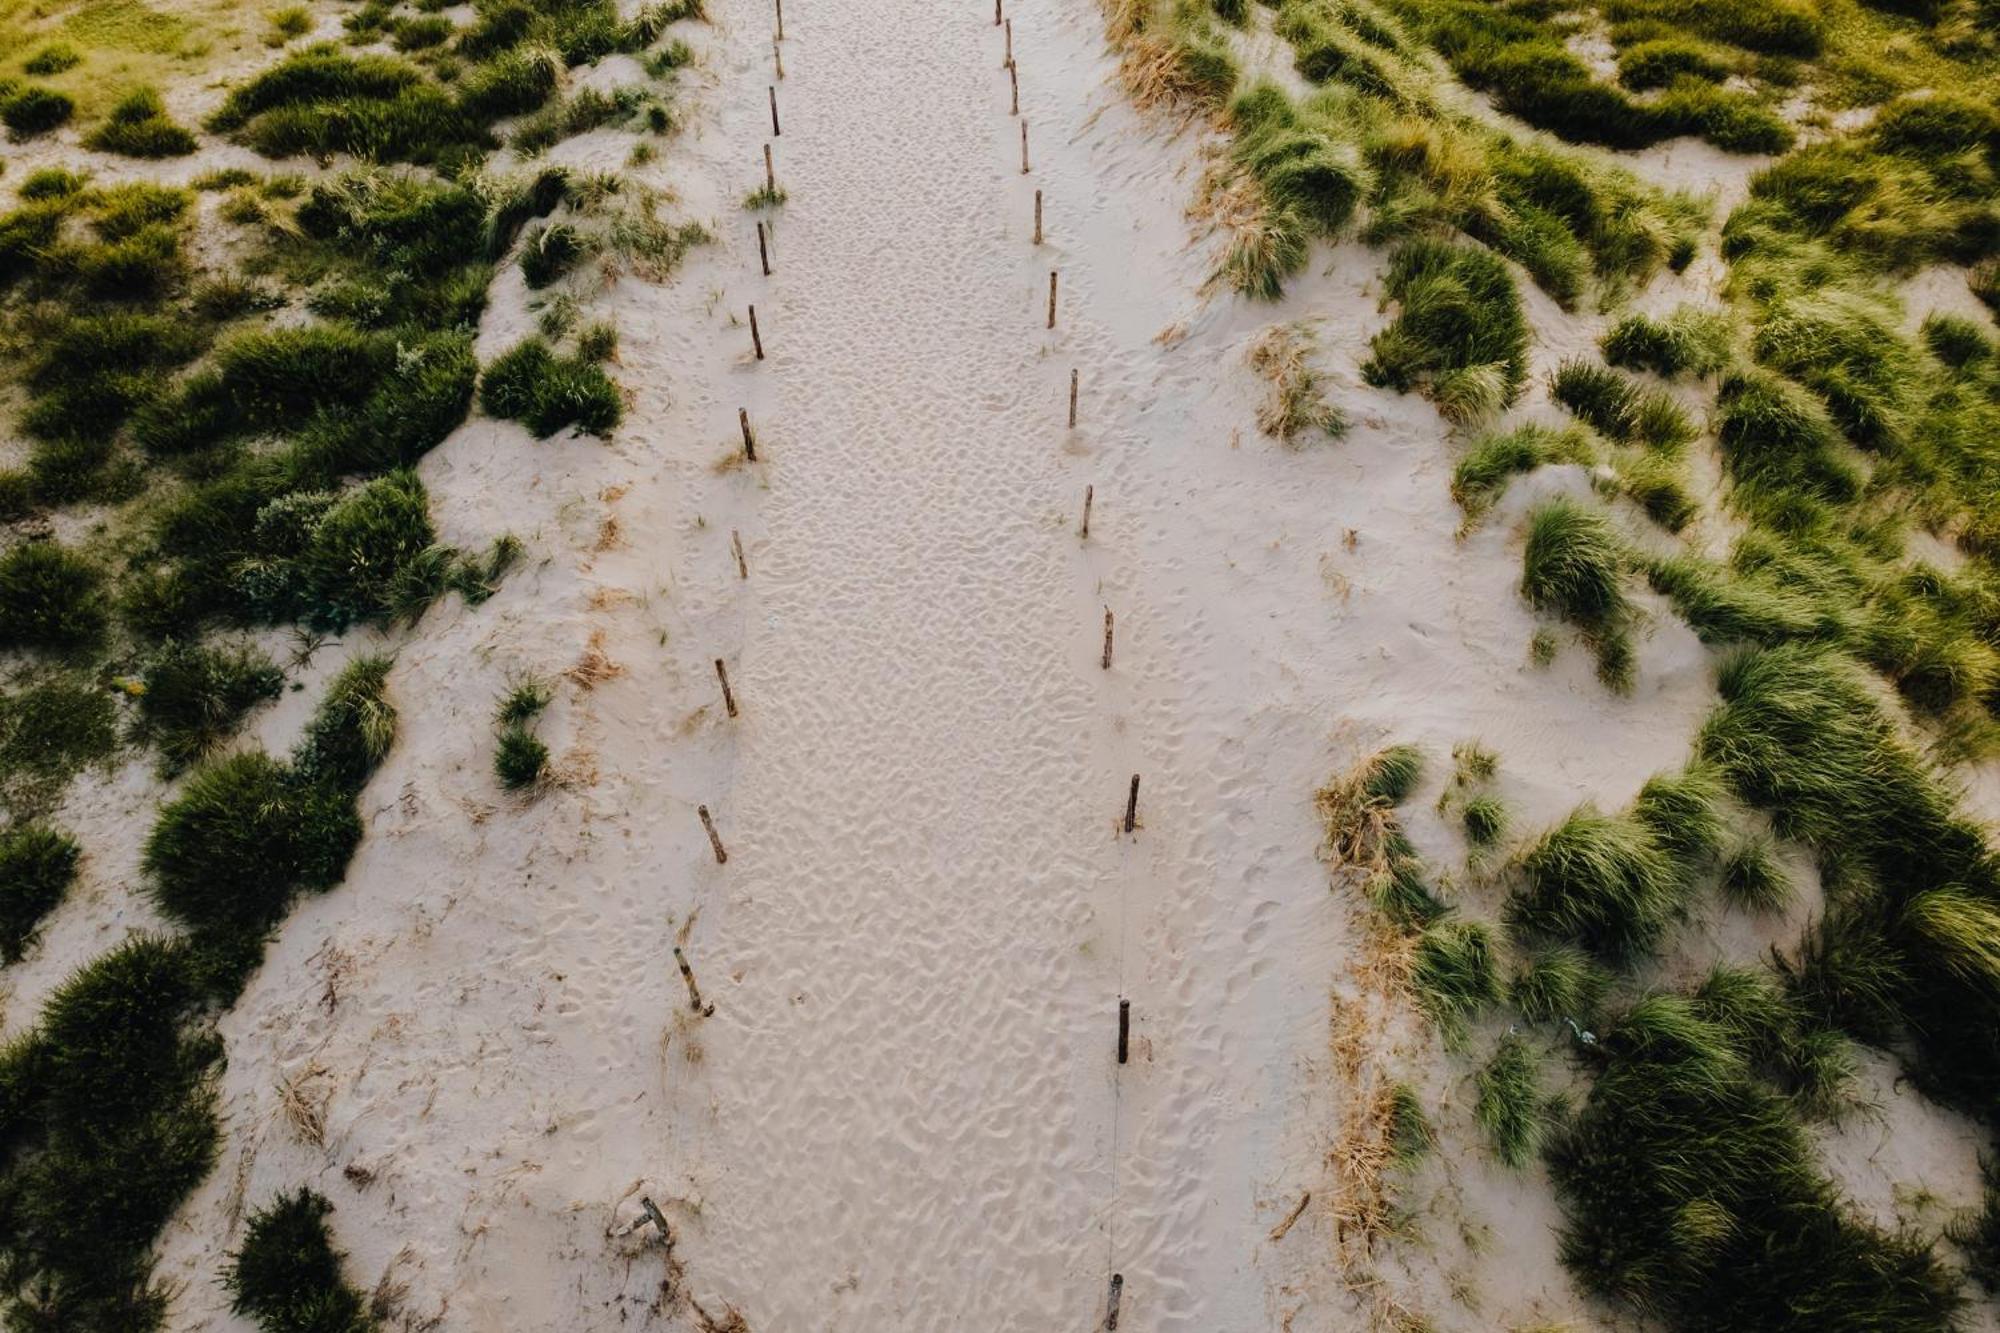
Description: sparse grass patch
1248,322,1347,442
1451,422,1595,522
83,86,198,158
1476,1033,1545,1167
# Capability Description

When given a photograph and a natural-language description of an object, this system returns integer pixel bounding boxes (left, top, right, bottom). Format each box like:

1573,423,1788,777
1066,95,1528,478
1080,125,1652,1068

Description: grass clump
1318,745,1446,927
1410,916,1500,1034
0,823,80,962
1451,422,1595,522
83,87,198,158
0,541,105,652
493,676,552,792
1550,359,1696,451
0,675,119,814
22,44,81,76
1363,237,1529,423
208,45,477,165
1363,743,1424,804
225,1187,378,1333
1511,944,1608,1024
131,641,284,776
481,336,622,438
1520,499,1635,690
1510,804,1681,962
1476,1033,1545,1167
1719,836,1794,913
1462,793,1508,847
3,86,75,138
1601,306,1732,379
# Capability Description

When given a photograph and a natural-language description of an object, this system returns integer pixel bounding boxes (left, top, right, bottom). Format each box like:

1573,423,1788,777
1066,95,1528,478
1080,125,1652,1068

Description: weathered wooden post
1102,607,1113,670
1021,120,1030,173
769,86,781,136
1034,188,1043,245
1123,774,1139,833
1068,368,1079,428
764,143,776,194
1117,999,1130,1063
748,306,765,360
715,658,738,717
698,805,728,864
1047,270,1057,329
731,529,748,579
1081,483,1093,539
1009,62,1019,116
1105,1273,1125,1330
739,408,757,461
775,0,784,40
757,220,771,275
673,947,713,1015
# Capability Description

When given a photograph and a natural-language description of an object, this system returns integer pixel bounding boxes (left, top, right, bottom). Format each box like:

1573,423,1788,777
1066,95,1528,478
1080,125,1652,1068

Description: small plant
743,181,788,209
2,86,75,138
1385,1082,1434,1165
1451,423,1596,522
226,1187,378,1333
519,220,591,287
1463,794,1507,847
22,44,81,76
1363,744,1424,805
84,87,198,158
1247,322,1346,443
132,641,285,775
1410,917,1500,1034
493,675,552,792
0,823,80,962
1549,359,1695,451
1521,499,1634,690
1509,805,1680,962
1719,838,1793,913
266,6,314,44
1363,237,1529,424
1601,306,1732,378
1510,944,1608,1024
1476,1034,1544,1168
481,337,622,438
0,541,106,651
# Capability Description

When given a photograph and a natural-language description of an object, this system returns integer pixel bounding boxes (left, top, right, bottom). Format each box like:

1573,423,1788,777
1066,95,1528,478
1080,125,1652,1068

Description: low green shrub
1521,498,1634,688
226,1188,378,1333
1601,306,1732,378
1617,37,1732,89
22,44,80,76
3,86,74,137
0,823,80,962
83,87,198,157
1411,916,1500,1033
495,725,549,790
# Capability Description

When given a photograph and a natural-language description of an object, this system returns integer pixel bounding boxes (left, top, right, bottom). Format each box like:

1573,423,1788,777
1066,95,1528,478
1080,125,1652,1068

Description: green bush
3,86,74,137
83,87,198,157
1521,499,1635,687
0,823,79,962
1361,743,1423,804
289,471,440,631
1714,368,1861,508
481,337,623,437
133,641,285,775
519,219,589,287
495,725,549,790
0,542,105,651
226,1188,378,1333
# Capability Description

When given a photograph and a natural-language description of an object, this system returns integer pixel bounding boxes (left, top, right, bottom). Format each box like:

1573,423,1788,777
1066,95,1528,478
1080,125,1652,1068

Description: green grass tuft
1364,238,1529,423
1601,306,1733,378
1521,498,1634,689
131,641,284,776
1510,804,1682,962
481,336,622,438
0,542,106,652
226,1187,378,1333
0,823,80,962
1477,1033,1545,1167
1411,916,1500,1033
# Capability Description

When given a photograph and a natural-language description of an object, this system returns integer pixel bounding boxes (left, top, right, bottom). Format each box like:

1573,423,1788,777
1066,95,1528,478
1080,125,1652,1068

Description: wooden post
673,947,713,1015
1033,189,1043,245
698,805,728,864
1009,63,1018,116
715,658,738,718
1068,368,1078,428
1123,774,1139,833
994,0,1001,24
757,220,771,276
1106,1273,1125,1330
748,306,764,360
1101,607,1113,670
639,1196,671,1237
1081,483,1093,538
764,143,776,194
774,36,783,78
731,529,748,579
769,86,781,136
1004,17,1013,67
775,0,784,40
739,407,757,461
1117,999,1130,1063
1047,270,1057,329
1020,119,1030,173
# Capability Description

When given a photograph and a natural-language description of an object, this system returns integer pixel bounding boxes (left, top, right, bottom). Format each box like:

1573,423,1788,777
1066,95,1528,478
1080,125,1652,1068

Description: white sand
0,0,1980,1329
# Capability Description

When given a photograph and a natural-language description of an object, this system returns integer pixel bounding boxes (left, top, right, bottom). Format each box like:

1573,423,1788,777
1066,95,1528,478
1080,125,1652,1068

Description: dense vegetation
0,1,708,1327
